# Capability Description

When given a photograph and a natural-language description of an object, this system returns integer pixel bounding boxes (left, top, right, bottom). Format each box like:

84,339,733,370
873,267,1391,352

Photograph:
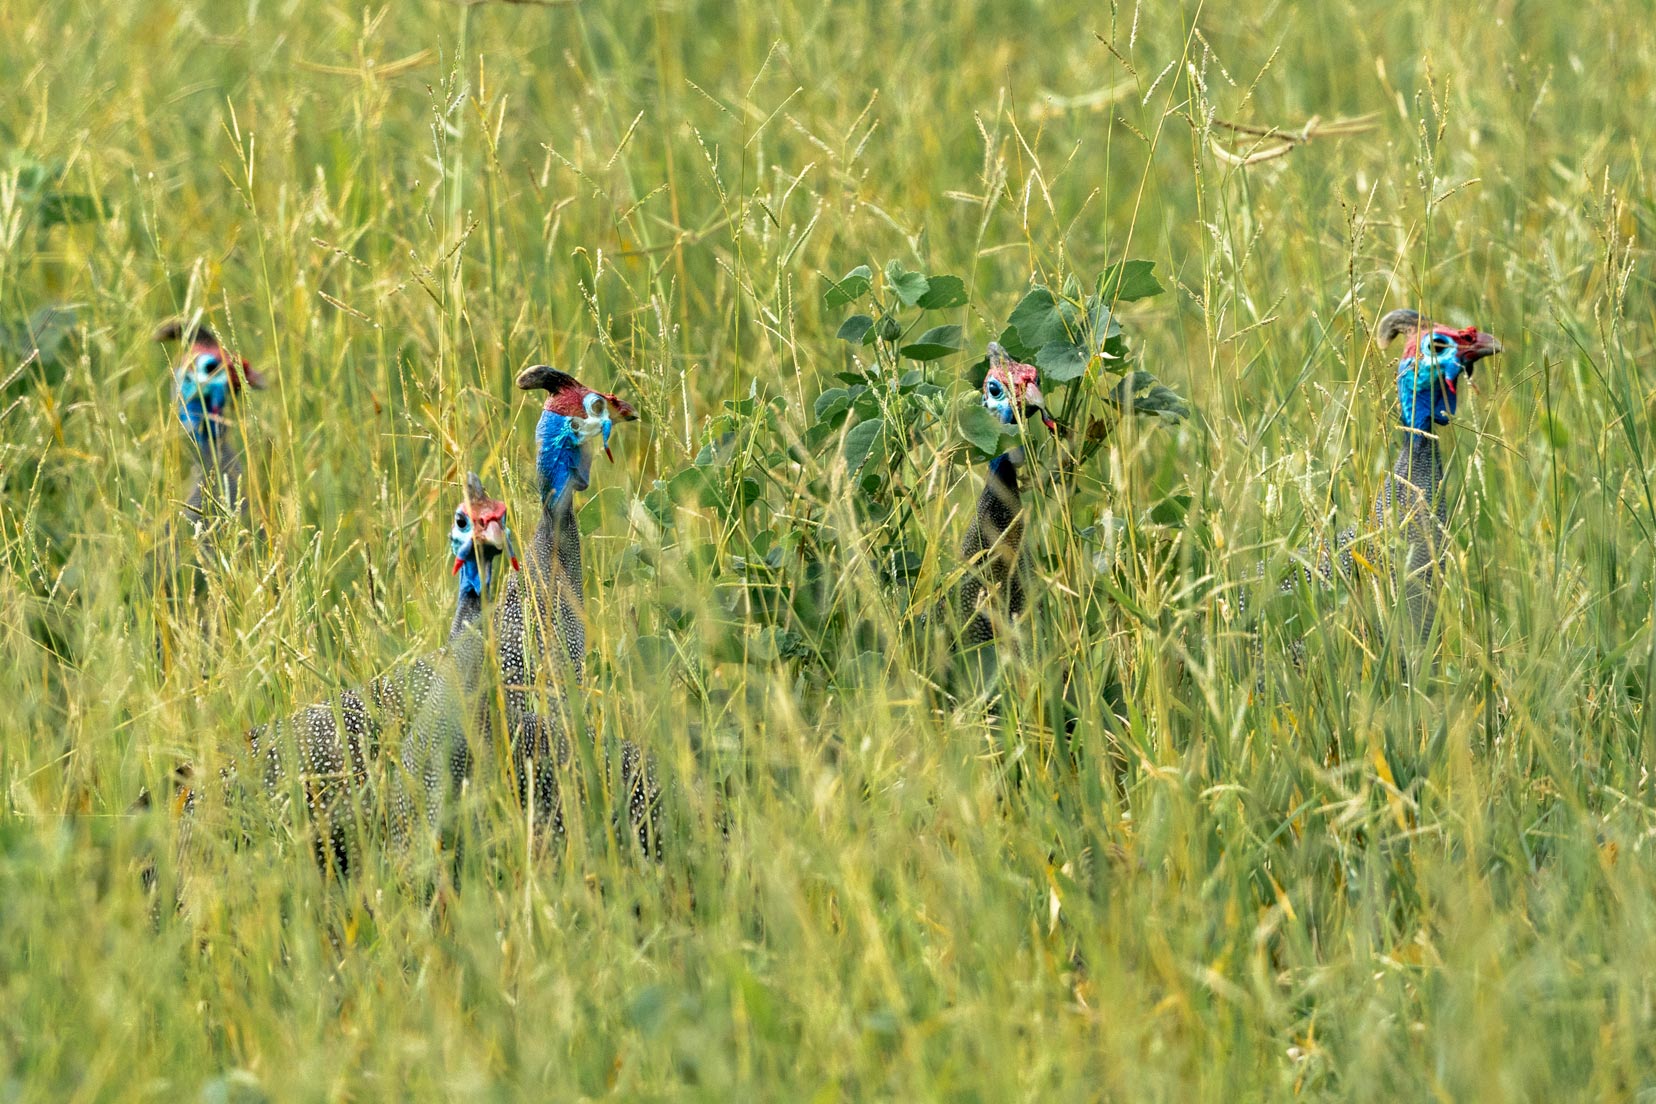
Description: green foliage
2,0,1656,1099
8,154,106,228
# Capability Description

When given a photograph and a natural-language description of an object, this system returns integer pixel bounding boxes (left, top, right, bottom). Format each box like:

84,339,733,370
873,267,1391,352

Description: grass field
4,0,1656,1098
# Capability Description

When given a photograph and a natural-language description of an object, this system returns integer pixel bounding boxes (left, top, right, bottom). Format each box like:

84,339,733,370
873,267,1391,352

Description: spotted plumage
184,473,514,874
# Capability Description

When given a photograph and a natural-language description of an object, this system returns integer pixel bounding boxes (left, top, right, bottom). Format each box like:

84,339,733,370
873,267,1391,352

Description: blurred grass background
3,0,1656,1098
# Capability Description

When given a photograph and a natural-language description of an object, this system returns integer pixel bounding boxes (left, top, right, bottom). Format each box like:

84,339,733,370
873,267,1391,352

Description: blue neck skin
455,554,485,600
536,409,596,511
178,358,233,453
179,388,230,453
1398,341,1464,435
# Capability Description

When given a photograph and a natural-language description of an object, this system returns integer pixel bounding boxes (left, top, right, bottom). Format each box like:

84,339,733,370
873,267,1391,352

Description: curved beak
477,519,507,555
1023,381,1059,433
1460,330,1504,378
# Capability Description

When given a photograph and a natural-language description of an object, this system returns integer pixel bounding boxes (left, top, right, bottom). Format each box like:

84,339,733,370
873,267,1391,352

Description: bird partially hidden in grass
1371,308,1502,655
1247,309,1502,678
151,319,268,650
500,365,659,856
156,318,267,533
954,342,1058,670
168,472,517,881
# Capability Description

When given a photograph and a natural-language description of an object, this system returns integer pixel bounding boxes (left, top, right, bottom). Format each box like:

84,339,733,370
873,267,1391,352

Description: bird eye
454,510,469,529
987,380,1003,398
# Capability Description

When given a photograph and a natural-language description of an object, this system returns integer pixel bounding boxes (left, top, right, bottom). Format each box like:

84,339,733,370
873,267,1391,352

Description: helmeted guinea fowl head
515,364,640,506
157,320,267,448
983,342,1057,431
449,471,518,598
1378,309,1503,432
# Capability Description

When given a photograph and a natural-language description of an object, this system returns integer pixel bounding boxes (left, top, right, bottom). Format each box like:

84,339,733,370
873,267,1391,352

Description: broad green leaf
734,476,764,511
851,387,882,419
801,420,839,453
579,486,628,534
668,465,721,508
884,261,930,307
1085,299,1123,349
823,264,873,308
1097,259,1164,303
642,481,676,527
836,314,874,343
40,193,104,226
843,416,885,474
813,387,851,421
900,324,965,361
1007,286,1084,351
747,627,807,663
994,324,1034,363
1107,370,1190,420
1035,340,1088,381
627,635,677,677
957,398,1011,456
1147,493,1192,527
916,275,968,309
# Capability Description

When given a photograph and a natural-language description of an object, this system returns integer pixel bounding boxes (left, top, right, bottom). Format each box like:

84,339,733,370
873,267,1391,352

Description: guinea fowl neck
1397,427,1441,480
529,438,589,684
1393,406,1448,512
529,487,577,588
982,452,1023,532
450,559,486,644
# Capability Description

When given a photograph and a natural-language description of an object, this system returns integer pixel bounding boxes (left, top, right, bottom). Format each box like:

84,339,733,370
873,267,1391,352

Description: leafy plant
627,258,1192,685
7,154,105,229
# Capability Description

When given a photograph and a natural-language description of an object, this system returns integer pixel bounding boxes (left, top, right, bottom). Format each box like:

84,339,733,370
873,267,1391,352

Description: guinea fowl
1371,308,1502,650
956,342,1057,655
1245,309,1502,677
157,319,266,530
188,473,515,875
500,365,656,853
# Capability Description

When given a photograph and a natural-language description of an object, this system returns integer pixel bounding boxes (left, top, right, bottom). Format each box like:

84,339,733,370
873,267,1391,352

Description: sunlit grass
2,0,1655,1097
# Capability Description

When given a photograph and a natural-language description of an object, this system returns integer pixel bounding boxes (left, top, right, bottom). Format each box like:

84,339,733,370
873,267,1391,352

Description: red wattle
452,558,463,575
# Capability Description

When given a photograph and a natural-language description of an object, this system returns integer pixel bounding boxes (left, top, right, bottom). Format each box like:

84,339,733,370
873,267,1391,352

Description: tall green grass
3,0,1656,1097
